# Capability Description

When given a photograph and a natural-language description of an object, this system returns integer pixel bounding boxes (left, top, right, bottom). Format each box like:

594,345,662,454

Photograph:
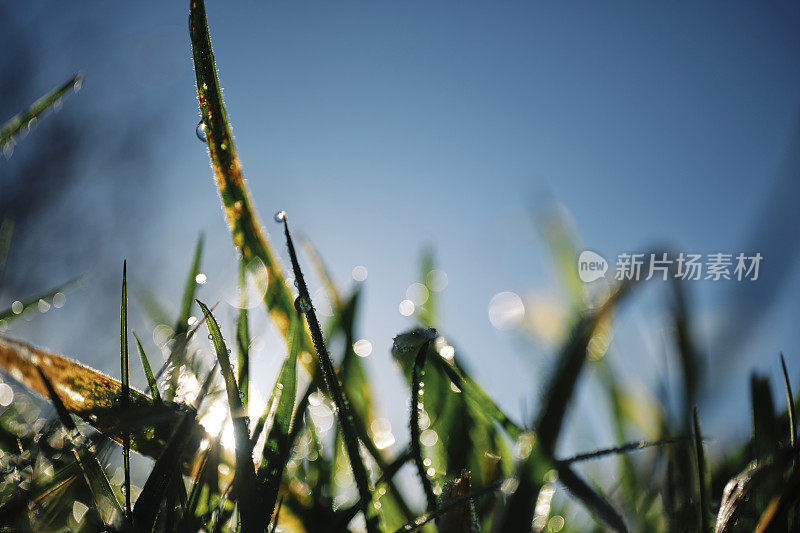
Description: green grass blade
120,262,132,518
693,407,709,533
132,405,203,531
133,332,162,404
276,213,380,532
135,288,173,329
670,276,702,420
196,299,258,532
300,235,343,311
237,260,250,410
781,353,796,447
557,466,628,532
409,339,437,513
535,278,636,455
255,311,300,528
557,436,689,464
415,247,437,327
498,280,637,532
165,233,204,401
177,234,204,337
0,72,82,147
751,374,780,460
0,276,83,323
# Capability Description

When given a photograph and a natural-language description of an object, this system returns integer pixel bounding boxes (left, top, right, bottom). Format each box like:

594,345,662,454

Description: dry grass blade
36,366,125,526
188,0,313,359
0,335,208,463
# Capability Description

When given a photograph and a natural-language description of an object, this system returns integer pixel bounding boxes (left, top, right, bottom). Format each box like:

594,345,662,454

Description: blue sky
4,0,800,456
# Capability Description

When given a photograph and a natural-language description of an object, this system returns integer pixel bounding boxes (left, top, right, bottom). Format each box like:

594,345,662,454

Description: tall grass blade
410,339,437,513
177,234,204,338
693,407,709,532
254,311,300,528
781,353,796,448
188,0,313,361
120,261,132,517
557,466,628,532
165,233,204,401
237,260,250,410
133,332,162,403
498,279,637,532
277,213,380,532
535,278,636,455
196,299,258,532
0,72,83,147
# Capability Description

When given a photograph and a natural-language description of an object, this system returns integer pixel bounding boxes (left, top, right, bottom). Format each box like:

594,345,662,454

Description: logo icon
578,250,608,282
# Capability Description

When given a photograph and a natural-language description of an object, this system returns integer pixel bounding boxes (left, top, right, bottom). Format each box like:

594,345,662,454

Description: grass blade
36,366,125,526
781,353,796,448
0,276,83,323
556,436,689,464
165,233,204,401
276,213,380,532
410,339,437,513
133,332,162,403
394,480,502,533
693,407,709,533
196,299,257,532
557,466,627,532
237,260,250,410
120,262,132,517
0,72,82,147
188,0,313,360
0,335,208,463
255,311,300,528
535,278,636,455
177,234,204,337
133,365,216,531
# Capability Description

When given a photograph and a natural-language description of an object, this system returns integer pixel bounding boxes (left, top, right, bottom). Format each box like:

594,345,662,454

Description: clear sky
4,0,800,459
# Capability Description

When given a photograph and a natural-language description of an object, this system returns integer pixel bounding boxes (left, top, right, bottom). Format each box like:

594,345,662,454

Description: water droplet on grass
274,210,286,223
195,121,208,142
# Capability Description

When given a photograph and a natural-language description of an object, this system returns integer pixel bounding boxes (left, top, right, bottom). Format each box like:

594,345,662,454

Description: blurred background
2,0,800,472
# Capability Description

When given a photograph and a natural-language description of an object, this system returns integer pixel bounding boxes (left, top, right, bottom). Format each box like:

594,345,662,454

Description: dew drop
294,295,312,314
274,210,287,223
195,121,208,142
